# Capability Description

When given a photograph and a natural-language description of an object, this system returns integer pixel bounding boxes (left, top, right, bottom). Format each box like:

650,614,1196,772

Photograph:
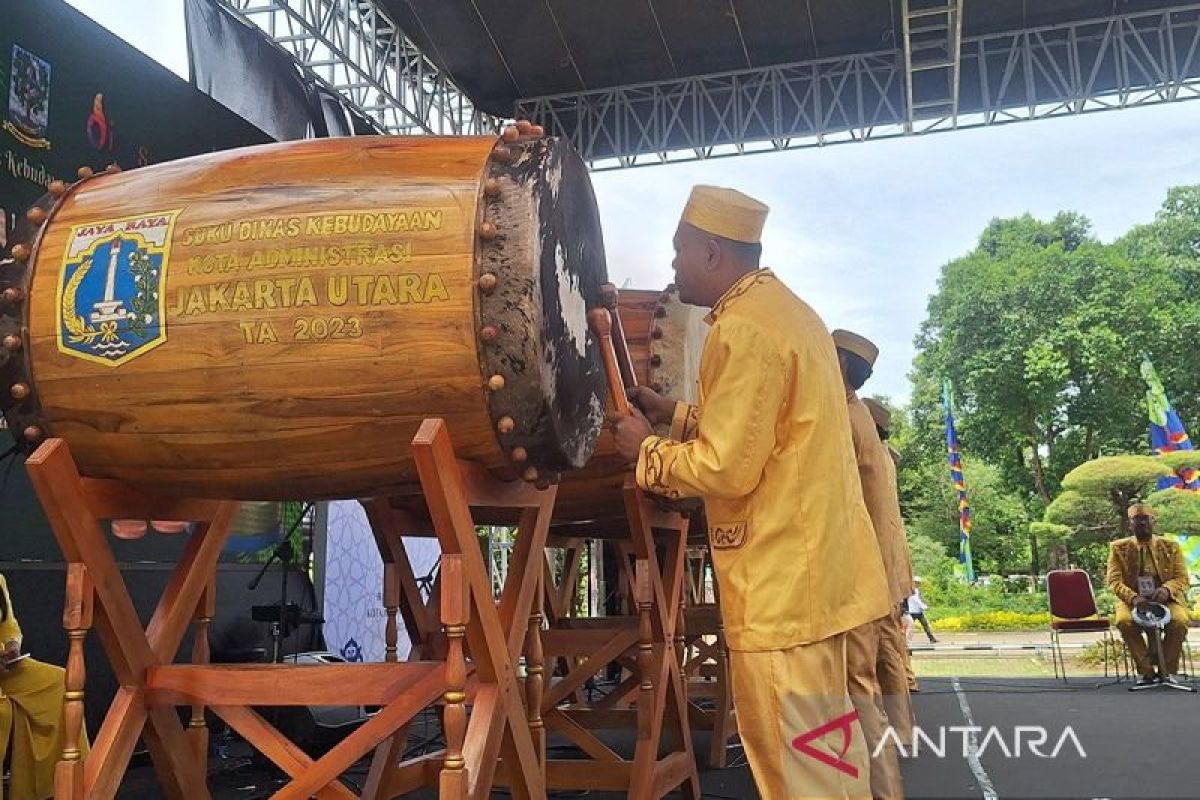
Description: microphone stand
249,537,294,663
247,502,314,663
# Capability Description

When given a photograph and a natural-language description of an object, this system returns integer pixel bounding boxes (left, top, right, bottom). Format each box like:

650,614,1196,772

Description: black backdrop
0,0,271,536
0,0,320,734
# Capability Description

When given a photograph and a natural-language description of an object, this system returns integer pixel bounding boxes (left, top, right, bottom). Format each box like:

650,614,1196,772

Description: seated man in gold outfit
0,574,88,799
1106,504,1191,688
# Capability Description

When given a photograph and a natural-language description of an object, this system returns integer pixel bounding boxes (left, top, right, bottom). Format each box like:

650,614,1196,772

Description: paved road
902,676,1197,799
120,673,1195,798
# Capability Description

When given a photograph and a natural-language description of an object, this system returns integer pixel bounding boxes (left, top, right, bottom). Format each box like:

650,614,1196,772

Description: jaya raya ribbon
943,379,975,582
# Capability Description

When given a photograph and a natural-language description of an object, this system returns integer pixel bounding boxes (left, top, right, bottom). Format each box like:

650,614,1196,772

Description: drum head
478,137,608,473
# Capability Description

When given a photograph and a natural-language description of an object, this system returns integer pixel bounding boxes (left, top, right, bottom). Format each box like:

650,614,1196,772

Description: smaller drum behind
553,285,709,522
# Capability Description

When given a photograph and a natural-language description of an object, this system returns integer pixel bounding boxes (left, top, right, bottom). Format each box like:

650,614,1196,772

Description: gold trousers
0,658,88,800
1115,601,1190,678
846,617,906,799
731,634,872,800
875,609,915,746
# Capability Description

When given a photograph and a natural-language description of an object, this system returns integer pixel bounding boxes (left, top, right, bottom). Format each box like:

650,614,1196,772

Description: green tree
1029,522,1071,571
907,532,958,584
1044,455,1171,542
899,455,1031,577
910,197,1200,514
1146,488,1200,535
910,213,1096,506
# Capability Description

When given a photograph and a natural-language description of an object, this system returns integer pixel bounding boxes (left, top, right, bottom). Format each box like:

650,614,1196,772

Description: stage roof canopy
382,1,1184,117
231,0,1200,168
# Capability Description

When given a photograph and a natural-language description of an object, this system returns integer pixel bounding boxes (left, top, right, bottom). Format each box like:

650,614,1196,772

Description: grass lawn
912,654,1109,678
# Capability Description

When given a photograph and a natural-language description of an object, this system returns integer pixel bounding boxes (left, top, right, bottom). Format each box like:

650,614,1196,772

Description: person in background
905,577,938,643
831,332,906,798
899,609,918,692
1107,503,1191,687
614,184,888,799
0,573,89,799
860,396,918,737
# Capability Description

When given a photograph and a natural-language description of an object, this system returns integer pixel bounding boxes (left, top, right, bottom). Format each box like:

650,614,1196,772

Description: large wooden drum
0,135,609,499
553,286,708,521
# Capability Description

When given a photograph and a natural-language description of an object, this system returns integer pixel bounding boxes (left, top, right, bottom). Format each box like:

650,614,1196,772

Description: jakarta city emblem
57,211,180,366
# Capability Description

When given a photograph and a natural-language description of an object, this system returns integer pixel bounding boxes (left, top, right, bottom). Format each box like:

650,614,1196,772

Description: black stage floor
117,677,1196,798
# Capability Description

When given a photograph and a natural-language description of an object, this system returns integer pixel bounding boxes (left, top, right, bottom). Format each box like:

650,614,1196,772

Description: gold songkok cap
680,185,769,244
832,329,879,366
862,397,891,430
1127,502,1157,520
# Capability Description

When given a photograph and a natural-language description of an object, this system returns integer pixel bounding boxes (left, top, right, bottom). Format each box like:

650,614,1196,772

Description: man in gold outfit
1107,503,1191,688
614,185,889,799
831,333,909,798
862,397,920,699
0,573,89,800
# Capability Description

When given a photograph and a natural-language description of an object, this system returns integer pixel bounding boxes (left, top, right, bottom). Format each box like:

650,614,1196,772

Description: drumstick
611,310,639,390
587,308,632,415
598,283,638,388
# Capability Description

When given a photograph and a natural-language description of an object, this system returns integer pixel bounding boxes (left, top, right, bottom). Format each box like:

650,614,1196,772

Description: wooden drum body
554,286,708,521
0,135,609,499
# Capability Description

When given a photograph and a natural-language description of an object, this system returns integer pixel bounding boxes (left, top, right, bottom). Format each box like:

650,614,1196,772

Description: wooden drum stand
680,539,737,768
488,308,701,798
27,418,551,800
533,486,701,799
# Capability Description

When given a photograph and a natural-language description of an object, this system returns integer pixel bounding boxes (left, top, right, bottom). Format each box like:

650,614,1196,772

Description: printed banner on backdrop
323,500,440,662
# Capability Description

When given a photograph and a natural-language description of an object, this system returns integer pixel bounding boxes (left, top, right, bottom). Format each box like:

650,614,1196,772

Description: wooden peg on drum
588,307,633,415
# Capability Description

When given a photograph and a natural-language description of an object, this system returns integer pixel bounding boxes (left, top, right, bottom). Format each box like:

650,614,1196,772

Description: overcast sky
65,0,1200,402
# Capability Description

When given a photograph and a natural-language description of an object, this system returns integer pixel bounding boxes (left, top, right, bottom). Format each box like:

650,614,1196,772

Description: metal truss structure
220,0,501,136
901,1,965,129
517,3,1200,170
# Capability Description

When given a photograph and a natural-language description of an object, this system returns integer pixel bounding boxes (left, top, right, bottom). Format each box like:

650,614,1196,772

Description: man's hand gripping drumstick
587,307,655,462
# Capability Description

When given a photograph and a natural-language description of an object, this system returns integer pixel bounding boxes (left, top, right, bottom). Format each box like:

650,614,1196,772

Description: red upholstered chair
1046,569,1122,683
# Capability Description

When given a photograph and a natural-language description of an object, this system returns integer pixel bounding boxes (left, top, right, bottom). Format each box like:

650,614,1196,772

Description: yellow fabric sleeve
0,575,22,649
1106,544,1137,606
1163,540,1191,601
668,401,700,442
636,319,784,500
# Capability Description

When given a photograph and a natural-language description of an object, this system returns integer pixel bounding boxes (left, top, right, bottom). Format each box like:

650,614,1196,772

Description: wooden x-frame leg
523,478,700,799
680,545,737,768
359,419,553,800
26,439,236,800
29,420,552,800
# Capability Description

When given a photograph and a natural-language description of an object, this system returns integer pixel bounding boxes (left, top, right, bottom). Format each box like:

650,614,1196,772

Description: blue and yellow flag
943,379,975,582
1142,356,1198,490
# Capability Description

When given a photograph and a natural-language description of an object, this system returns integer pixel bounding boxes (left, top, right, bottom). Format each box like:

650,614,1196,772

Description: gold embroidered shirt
636,270,890,651
1107,536,1190,606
